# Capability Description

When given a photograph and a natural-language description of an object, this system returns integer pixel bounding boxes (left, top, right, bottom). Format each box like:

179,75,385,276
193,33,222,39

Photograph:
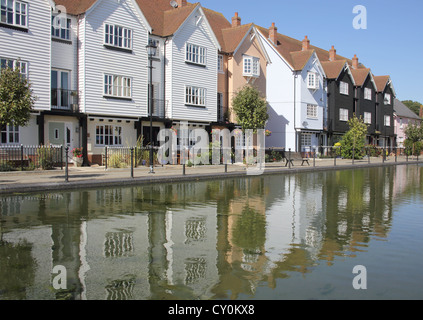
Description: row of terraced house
1,0,403,165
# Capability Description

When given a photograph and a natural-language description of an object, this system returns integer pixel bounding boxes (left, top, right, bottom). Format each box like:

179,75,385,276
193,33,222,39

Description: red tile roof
54,0,98,15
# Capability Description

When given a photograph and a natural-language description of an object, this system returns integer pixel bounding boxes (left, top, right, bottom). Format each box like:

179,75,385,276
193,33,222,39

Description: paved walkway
0,156,421,195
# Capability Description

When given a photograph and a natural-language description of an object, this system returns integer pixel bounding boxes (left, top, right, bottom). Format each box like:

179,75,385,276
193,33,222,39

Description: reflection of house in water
0,166,414,300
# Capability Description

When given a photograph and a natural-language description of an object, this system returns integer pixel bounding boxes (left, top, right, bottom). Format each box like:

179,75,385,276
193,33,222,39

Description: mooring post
352,148,355,165
288,148,291,169
313,148,316,167
65,146,69,183
130,147,134,178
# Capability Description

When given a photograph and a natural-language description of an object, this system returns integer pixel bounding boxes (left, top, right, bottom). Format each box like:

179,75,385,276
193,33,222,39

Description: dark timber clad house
321,47,357,146
374,75,396,149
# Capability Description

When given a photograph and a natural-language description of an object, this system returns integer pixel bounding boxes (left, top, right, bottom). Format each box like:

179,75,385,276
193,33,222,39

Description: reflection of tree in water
232,205,266,255
0,239,36,300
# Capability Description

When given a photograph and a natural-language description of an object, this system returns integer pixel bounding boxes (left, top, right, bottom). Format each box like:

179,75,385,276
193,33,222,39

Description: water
0,164,422,300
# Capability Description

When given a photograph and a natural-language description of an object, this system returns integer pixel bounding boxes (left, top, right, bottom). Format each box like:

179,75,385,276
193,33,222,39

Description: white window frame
307,72,318,90
0,57,28,78
218,54,224,73
340,81,349,95
1,0,27,28
243,56,260,78
364,112,372,124
364,87,372,100
307,104,318,119
301,133,312,147
104,23,132,50
384,93,391,105
339,108,349,121
185,86,206,107
185,43,207,66
95,124,123,146
1,123,19,145
384,115,391,127
51,15,71,40
104,74,132,98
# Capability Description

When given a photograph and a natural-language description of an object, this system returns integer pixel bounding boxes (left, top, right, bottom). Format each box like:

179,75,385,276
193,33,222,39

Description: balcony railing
149,99,167,119
51,89,79,112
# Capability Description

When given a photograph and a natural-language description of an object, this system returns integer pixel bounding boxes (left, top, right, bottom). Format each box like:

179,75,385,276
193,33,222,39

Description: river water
0,164,422,300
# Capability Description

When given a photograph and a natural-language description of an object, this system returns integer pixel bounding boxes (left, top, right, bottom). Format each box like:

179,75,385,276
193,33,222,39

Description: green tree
231,85,269,132
339,114,368,159
0,64,35,127
402,100,422,118
404,122,423,156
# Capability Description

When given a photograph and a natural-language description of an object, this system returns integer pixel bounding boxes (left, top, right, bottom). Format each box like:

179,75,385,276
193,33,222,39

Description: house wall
356,76,377,135
0,0,51,112
79,0,149,118
228,31,267,124
258,33,295,151
167,8,218,123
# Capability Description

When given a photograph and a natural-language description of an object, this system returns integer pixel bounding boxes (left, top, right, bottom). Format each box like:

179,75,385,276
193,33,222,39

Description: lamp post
146,41,157,174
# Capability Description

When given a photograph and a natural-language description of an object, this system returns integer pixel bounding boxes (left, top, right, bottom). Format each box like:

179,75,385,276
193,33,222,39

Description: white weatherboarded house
0,0,52,146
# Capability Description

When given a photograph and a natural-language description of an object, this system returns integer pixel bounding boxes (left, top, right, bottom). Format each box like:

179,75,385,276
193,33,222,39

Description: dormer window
307,72,318,90
243,56,260,77
340,81,349,95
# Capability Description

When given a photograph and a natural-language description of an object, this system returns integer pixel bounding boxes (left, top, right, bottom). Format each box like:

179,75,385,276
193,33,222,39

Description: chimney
420,105,423,119
302,35,310,51
232,12,241,28
269,23,278,45
352,54,359,69
176,0,187,7
329,45,336,61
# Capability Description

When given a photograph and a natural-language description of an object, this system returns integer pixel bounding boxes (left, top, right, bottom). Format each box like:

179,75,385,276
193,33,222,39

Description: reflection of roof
394,99,421,120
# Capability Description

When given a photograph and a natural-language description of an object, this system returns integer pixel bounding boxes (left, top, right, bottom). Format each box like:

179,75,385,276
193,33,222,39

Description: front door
49,122,74,161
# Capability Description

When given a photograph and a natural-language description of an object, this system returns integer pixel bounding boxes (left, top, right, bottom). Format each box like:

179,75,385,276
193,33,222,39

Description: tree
339,114,368,159
404,122,423,156
231,85,269,132
402,100,423,118
0,64,35,127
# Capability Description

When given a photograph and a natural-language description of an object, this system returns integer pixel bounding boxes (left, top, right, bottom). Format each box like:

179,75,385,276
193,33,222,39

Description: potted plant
265,129,272,137
72,147,83,167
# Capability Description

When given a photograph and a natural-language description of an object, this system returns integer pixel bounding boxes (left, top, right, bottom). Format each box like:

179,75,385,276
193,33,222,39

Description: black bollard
65,146,69,182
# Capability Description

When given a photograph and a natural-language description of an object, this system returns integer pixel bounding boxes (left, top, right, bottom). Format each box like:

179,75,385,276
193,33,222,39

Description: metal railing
51,89,79,112
150,99,167,119
103,146,160,169
0,145,63,171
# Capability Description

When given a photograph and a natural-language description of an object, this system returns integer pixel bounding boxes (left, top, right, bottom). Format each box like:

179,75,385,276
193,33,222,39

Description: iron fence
0,145,63,171
103,146,160,169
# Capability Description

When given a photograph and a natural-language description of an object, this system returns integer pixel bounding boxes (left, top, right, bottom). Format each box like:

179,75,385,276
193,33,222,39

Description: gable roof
320,60,348,79
350,68,377,89
53,0,98,15
289,49,315,71
394,99,422,120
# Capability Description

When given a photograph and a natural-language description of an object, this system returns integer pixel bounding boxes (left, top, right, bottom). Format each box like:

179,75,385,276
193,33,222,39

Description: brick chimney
269,23,278,45
302,35,310,51
232,12,241,28
176,0,187,7
352,54,359,69
329,45,336,61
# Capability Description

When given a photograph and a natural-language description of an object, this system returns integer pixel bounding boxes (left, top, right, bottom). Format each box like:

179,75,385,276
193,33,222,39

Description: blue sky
199,0,423,104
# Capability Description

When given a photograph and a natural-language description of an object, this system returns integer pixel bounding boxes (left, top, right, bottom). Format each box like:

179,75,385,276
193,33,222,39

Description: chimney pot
232,12,241,27
329,45,336,61
269,22,278,45
302,35,310,51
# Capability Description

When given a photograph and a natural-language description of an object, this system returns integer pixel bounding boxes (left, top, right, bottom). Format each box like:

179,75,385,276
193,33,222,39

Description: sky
199,0,423,104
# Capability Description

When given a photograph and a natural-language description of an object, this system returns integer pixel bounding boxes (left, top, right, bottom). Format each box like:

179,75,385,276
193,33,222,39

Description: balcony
51,89,79,112
149,99,168,119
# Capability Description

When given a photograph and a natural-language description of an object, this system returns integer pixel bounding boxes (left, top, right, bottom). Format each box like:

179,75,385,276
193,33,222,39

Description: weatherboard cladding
79,0,149,117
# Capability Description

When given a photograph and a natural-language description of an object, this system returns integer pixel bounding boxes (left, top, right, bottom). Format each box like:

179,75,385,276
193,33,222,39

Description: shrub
37,147,56,170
